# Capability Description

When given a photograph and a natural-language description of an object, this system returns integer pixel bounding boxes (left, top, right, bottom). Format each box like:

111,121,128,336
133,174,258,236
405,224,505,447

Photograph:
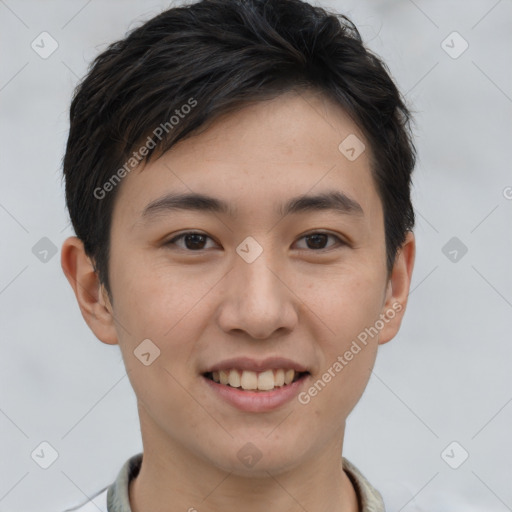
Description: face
64,89,414,477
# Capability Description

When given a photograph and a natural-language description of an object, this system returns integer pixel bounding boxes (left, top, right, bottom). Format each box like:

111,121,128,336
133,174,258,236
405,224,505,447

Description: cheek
299,268,384,410
110,263,204,410
303,263,385,339
109,254,225,404
109,251,212,339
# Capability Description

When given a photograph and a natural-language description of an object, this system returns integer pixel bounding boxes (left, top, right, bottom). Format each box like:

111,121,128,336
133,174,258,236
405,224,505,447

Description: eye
166,231,345,252
166,231,217,251
294,232,346,251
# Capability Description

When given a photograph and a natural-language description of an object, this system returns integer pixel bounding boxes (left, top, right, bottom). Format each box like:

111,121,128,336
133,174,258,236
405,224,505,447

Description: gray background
1,0,511,510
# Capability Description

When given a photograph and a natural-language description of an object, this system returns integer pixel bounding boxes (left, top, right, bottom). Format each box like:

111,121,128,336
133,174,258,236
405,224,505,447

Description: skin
62,89,415,512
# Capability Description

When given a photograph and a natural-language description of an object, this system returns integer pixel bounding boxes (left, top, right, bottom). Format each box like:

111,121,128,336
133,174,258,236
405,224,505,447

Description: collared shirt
64,452,386,512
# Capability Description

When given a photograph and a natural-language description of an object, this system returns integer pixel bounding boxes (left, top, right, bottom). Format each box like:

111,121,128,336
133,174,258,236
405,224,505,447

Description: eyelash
165,231,347,252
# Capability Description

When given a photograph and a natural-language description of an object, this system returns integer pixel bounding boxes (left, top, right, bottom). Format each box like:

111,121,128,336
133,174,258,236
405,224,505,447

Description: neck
129,405,360,512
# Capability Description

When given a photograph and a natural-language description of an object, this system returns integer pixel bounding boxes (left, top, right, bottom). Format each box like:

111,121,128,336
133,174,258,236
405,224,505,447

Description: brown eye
165,231,345,252
167,232,216,251
295,232,345,251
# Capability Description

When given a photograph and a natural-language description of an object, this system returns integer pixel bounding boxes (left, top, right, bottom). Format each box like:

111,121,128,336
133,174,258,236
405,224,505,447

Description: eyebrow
141,190,364,220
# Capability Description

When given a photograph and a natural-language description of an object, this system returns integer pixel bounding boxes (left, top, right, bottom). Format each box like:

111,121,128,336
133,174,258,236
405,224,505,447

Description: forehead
111,90,382,228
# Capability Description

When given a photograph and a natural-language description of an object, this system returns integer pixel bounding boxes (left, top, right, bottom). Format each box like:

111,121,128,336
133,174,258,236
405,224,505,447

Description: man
61,1,416,510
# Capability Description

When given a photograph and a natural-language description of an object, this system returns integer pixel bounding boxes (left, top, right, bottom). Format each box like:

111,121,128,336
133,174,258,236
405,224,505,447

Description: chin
204,440,306,477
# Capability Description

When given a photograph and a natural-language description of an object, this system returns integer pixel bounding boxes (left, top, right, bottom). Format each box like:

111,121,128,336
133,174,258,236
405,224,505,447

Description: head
62,0,416,477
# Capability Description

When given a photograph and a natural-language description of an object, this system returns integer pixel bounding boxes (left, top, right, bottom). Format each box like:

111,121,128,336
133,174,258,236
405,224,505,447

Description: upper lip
203,357,310,374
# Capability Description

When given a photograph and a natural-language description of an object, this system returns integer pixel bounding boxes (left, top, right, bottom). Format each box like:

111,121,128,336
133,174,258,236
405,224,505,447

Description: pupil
186,234,206,250
307,234,327,249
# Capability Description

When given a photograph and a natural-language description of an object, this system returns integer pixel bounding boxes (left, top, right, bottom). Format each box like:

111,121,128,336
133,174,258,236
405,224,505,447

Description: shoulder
61,486,109,512
61,452,143,512
342,457,386,512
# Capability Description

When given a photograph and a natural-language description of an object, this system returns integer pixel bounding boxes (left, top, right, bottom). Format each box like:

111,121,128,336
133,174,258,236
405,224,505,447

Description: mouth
203,369,310,392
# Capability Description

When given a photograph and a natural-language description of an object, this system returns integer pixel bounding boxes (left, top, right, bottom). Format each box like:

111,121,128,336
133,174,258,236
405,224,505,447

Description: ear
378,231,416,345
61,236,118,345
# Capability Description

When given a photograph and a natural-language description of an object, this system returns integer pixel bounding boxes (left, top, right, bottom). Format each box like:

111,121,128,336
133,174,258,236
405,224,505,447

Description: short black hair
63,0,416,298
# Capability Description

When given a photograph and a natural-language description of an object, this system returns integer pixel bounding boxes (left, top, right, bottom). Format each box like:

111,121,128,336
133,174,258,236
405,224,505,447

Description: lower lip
202,374,310,412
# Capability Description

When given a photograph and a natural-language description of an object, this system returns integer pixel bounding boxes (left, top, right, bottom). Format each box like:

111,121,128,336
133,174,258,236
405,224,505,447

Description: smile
204,368,308,392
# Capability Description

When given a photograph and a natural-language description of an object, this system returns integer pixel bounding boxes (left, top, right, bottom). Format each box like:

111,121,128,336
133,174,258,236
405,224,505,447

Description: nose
216,246,299,340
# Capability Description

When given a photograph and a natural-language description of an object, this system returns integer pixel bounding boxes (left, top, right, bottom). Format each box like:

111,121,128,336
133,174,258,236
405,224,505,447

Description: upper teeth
211,369,298,391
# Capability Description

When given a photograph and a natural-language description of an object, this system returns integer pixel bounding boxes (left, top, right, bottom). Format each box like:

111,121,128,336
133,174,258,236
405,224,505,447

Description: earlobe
61,236,118,345
378,231,416,345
